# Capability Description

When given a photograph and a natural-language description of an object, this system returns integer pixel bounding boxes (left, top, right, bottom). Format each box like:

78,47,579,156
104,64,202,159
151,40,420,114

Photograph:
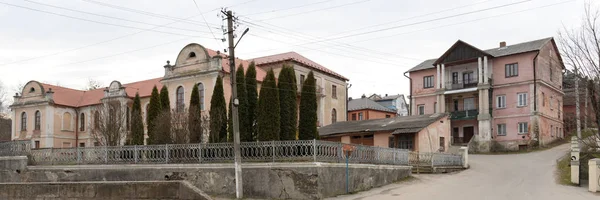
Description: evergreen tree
235,64,251,142
189,84,202,143
159,86,170,112
245,61,258,141
146,86,161,144
256,69,280,141
299,71,319,140
209,76,228,143
130,93,144,145
278,65,298,140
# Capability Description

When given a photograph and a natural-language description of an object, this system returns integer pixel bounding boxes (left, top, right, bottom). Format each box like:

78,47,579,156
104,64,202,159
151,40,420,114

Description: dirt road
328,144,599,200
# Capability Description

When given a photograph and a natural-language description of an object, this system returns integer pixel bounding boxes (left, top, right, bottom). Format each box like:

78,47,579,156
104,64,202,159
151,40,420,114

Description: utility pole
223,9,243,199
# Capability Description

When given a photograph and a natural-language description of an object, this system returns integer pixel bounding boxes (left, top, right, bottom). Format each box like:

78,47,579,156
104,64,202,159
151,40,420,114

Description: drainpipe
404,71,412,116
533,51,540,112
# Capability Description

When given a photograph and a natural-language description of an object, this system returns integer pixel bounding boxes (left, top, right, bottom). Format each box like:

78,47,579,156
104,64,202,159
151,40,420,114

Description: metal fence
1,140,463,167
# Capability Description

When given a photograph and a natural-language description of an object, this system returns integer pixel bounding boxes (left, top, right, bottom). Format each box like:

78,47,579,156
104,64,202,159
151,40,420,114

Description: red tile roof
40,78,163,107
251,52,348,81
206,48,267,81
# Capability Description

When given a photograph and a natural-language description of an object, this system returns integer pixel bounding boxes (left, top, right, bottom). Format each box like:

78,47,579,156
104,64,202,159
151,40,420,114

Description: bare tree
91,101,128,146
558,2,600,146
0,81,7,115
85,78,103,91
171,112,190,144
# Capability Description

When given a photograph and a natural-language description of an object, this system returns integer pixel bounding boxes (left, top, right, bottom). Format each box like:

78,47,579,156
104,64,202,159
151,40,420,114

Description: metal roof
318,113,447,137
348,98,396,113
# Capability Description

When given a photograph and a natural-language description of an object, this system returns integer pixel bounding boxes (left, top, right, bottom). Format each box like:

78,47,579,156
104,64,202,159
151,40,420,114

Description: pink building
406,38,564,152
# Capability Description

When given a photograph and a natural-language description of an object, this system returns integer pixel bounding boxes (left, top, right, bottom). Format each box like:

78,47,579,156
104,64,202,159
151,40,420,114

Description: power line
0,1,216,38
192,0,225,50
22,0,213,34
251,0,371,22
242,0,334,16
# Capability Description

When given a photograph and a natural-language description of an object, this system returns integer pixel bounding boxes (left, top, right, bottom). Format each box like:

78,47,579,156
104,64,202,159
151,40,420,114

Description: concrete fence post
338,143,343,163
165,144,169,164
272,141,275,163
589,158,600,192
313,139,317,162
459,147,469,168
571,136,580,185
199,143,203,163
134,145,138,164
104,146,108,164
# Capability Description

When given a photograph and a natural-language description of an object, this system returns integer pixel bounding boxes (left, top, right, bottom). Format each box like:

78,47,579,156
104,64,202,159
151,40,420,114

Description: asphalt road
328,144,600,200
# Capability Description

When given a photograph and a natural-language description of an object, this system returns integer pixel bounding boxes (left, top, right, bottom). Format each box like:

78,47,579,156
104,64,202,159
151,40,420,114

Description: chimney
361,94,366,99
385,94,388,97
499,41,506,48
45,88,54,101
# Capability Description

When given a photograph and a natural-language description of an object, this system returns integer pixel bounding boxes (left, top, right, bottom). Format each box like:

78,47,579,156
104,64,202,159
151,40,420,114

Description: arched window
34,111,41,130
63,112,72,131
80,113,85,131
198,83,205,110
331,109,337,124
21,112,27,131
188,52,196,58
176,86,184,112
94,111,99,129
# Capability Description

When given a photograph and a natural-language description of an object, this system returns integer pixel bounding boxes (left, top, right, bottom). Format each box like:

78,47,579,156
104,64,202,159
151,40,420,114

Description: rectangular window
496,95,506,108
453,99,459,111
463,72,475,84
358,112,363,120
79,143,85,147
300,74,305,86
549,96,553,109
385,115,391,118
332,85,337,98
542,92,545,106
518,93,527,107
551,125,554,137
434,102,437,113
463,98,475,110
505,63,519,77
452,72,458,84
34,141,40,149
439,137,445,152
418,105,425,115
423,76,434,88
497,124,506,136
351,113,357,121
388,136,395,148
518,122,528,134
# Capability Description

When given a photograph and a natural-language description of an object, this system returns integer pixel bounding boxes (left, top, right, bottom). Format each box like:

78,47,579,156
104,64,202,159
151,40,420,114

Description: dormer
164,43,222,79
104,81,126,98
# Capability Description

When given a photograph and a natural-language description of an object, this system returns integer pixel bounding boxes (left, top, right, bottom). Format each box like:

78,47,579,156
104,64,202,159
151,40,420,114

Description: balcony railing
450,109,479,120
446,79,478,90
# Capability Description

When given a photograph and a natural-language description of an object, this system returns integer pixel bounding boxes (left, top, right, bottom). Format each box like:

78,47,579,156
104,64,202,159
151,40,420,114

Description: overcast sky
0,0,592,102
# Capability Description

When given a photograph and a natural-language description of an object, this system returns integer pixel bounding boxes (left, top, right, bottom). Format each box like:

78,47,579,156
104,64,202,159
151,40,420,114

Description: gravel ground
327,143,600,200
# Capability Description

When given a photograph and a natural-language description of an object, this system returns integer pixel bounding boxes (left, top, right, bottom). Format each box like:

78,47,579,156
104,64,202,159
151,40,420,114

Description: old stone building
10,43,348,148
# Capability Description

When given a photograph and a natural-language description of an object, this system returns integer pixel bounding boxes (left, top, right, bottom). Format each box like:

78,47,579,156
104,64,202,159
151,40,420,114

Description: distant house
368,94,409,116
348,95,397,121
319,113,450,152
562,70,596,134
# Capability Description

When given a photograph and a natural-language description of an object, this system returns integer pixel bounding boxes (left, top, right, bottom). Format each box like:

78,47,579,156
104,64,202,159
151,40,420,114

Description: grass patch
555,153,576,186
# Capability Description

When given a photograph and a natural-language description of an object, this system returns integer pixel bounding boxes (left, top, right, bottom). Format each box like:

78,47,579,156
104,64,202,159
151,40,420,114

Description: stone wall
0,162,411,199
0,181,210,200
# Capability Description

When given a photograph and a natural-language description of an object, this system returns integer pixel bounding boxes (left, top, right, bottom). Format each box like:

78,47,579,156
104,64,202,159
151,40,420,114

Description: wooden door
463,126,474,143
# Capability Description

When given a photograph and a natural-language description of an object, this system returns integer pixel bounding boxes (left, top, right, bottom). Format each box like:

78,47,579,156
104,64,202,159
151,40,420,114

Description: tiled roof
251,52,348,81
40,78,163,107
348,98,396,113
407,37,553,72
319,113,446,137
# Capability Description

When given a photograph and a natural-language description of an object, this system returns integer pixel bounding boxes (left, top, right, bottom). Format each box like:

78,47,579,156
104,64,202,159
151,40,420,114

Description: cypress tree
146,86,161,144
257,69,280,141
159,86,170,112
235,64,251,142
209,76,228,143
189,84,202,143
245,61,258,141
130,93,144,145
299,71,319,140
278,65,298,141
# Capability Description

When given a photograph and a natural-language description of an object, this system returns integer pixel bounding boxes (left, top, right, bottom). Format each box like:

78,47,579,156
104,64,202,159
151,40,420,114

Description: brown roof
251,52,348,81
40,78,163,107
319,113,447,137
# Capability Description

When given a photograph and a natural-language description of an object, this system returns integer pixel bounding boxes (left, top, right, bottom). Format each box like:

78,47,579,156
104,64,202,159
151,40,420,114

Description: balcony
450,109,479,120
446,78,478,90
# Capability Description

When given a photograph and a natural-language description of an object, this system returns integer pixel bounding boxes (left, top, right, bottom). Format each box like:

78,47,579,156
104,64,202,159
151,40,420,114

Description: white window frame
517,93,527,107
497,124,506,136
417,105,425,115
496,95,506,108
518,122,528,134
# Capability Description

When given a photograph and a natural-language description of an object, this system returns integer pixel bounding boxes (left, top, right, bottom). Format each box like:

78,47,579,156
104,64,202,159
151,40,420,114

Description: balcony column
436,64,441,89
483,56,488,84
477,57,483,84
441,64,446,89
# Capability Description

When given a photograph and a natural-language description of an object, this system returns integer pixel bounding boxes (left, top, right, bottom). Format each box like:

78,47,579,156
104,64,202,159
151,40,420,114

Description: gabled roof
319,113,446,137
348,97,396,113
433,40,492,66
251,52,348,81
407,37,555,73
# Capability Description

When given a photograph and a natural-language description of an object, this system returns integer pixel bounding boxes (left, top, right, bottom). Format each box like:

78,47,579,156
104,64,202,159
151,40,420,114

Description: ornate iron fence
0,140,463,167
0,140,31,156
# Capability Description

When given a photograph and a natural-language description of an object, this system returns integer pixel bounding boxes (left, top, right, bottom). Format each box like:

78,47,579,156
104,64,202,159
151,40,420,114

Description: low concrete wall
0,156,27,171
0,162,411,199
0,181,210,200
